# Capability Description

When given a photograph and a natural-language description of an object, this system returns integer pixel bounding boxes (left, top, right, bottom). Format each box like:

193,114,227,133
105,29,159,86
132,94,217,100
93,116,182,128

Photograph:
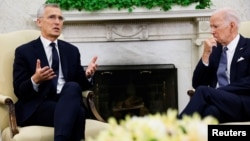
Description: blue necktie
217,47,228,87
50,42,59,91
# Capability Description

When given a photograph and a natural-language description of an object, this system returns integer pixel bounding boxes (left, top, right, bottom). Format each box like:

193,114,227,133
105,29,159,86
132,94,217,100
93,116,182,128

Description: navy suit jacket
192,35,250,117
13,37,92,123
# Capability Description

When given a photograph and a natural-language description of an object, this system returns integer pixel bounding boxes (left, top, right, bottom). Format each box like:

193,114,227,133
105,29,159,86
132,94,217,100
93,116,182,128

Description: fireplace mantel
58,9,214,51
62,9,214,23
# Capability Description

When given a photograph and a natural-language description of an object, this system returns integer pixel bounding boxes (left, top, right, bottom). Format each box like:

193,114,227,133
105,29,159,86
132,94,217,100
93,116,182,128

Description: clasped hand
202,37,217,64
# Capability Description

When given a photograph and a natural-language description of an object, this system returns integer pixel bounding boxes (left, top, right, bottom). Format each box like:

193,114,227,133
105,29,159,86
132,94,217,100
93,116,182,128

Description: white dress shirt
31,36,65,94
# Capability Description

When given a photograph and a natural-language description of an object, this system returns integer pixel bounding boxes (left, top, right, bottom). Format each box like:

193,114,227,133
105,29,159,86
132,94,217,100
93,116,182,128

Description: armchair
238,21,250,37
0,30,108,141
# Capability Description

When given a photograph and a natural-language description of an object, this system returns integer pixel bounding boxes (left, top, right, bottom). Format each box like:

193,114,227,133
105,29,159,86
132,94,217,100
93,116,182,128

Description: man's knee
60,82,82,98
196,86,209,91
195,86,216,95
64,82,81,90
203,105,220,117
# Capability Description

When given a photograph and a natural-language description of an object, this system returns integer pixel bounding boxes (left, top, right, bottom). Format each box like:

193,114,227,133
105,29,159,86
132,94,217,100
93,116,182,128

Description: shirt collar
40,35,58,48
226,34,240,53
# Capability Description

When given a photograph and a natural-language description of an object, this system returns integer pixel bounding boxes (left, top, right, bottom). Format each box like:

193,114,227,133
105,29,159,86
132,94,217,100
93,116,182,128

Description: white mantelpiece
62,9,214,22
59,9,214,112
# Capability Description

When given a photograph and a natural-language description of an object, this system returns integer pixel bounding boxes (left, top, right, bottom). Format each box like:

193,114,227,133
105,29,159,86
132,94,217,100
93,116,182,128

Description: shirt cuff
202,61,209,66
31,78,39,92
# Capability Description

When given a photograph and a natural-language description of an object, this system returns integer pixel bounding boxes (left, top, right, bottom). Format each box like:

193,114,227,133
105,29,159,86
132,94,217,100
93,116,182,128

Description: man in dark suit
179,7,250,123
13,4,98,141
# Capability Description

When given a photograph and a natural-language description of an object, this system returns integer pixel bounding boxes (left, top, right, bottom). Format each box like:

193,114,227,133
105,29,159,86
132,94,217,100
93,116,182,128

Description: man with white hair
179,7,250,123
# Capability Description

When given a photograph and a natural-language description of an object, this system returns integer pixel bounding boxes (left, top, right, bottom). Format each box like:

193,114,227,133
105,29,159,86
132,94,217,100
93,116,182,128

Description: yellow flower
87,108,219,141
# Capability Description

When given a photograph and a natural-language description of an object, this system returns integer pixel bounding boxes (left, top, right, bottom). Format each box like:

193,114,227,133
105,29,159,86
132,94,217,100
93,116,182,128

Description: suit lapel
33,38,50,67
34,39,70,81
230,36,247,81
32,38,54,97
57,40,69,80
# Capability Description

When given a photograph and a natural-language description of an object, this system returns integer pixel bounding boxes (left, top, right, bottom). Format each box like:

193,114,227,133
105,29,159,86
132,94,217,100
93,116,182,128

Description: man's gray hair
37,3,60,18
213,7,240,28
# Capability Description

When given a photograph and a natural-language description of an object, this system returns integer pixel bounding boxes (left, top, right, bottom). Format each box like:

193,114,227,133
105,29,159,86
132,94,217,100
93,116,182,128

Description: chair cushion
1,119,109,141
2,126,54,141
85,119,109,139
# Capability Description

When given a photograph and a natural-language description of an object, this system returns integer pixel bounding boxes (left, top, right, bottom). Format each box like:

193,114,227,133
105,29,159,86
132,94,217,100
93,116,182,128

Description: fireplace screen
91,64,178,120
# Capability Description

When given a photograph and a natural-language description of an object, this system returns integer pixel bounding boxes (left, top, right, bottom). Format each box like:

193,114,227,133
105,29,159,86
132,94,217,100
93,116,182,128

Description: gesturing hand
31,59,56,84
85,56,98,78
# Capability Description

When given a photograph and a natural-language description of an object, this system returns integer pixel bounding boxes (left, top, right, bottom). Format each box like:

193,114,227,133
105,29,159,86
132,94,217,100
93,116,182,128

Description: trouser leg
54,82,85,141
179,86,243,123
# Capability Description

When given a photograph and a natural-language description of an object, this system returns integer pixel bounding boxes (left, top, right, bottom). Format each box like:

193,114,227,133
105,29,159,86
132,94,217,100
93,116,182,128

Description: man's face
210,13,232,46
37,6,63,41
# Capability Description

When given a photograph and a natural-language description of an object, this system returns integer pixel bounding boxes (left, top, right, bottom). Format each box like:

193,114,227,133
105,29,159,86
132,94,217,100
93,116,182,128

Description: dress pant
179,86,247,123
21,82,86,141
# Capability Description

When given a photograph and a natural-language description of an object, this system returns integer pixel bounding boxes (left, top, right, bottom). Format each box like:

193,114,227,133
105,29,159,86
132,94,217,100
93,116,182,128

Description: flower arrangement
87,109,218,141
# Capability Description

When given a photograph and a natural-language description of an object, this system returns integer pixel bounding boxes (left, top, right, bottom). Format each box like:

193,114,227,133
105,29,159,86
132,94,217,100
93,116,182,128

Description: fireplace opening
91,64,178,120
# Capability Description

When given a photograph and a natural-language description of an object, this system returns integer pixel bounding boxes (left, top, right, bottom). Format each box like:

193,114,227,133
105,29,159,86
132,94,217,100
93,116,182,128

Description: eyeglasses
39,15,64,22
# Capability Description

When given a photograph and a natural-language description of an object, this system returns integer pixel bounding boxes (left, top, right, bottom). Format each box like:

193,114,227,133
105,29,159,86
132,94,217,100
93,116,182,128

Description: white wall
0,0,250,33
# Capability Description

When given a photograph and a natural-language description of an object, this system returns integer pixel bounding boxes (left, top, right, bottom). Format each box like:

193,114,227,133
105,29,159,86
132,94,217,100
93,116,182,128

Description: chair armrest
0,94,12,104
82,91,106,122
187,89,195,98
0,94,19,137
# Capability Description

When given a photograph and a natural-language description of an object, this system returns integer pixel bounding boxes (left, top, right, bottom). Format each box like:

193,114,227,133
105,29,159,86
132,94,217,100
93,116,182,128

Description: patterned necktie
50,42,59,91
217,47,228,87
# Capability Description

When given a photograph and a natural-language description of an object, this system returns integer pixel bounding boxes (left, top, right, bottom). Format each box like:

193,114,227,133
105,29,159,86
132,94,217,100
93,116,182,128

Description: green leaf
45,0,212,12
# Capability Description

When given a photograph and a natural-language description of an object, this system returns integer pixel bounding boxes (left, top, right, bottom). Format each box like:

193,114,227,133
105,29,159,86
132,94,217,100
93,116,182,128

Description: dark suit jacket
192,35,250,117
13,37,92,124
